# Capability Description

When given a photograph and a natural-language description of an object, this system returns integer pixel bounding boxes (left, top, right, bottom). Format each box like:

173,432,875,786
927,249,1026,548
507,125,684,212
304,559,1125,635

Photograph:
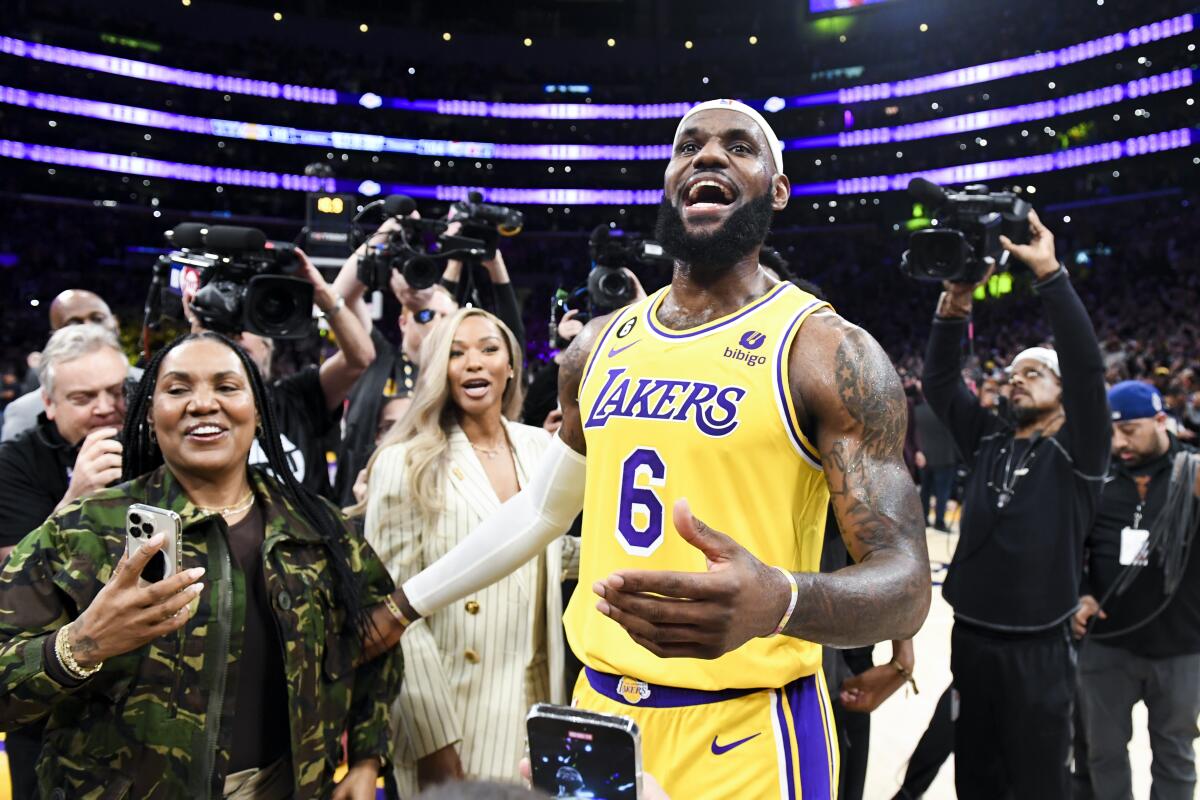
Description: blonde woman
360,308,578,795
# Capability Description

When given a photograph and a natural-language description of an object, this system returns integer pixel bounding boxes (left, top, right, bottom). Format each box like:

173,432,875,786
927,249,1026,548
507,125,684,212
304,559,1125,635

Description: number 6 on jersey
616,447,667,556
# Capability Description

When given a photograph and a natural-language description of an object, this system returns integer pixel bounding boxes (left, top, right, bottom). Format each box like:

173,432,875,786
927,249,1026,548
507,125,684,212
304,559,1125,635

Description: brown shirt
226,503,291,772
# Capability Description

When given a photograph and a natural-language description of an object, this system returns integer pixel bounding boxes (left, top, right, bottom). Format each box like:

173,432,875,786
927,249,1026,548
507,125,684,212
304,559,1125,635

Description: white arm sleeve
402,434,586,617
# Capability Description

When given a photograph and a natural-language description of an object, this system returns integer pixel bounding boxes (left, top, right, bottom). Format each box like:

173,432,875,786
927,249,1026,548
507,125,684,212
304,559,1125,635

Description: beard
654,192,774,283
1011,403,1042,425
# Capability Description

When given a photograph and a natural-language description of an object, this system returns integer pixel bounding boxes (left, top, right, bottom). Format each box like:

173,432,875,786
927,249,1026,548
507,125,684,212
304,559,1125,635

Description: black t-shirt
1086,439,1200,658
922,270,1111,631
226,502,291,772
252,366,339,500
0,414,76,547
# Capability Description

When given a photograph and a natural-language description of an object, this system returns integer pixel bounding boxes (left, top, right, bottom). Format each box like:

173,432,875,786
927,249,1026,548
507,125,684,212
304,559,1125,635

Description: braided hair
122,331,370,635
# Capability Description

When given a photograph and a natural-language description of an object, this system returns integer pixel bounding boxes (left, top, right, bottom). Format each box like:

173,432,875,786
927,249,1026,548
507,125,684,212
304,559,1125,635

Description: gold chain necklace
470,437,510,460
197,491,255,518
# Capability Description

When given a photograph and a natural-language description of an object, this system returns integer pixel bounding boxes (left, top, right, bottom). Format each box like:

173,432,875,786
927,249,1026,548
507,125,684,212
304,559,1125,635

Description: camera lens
130,513,142,525
256,288,298,327
129,527,139,537
244,275,314,339
403,256,443,291
141,522,154,534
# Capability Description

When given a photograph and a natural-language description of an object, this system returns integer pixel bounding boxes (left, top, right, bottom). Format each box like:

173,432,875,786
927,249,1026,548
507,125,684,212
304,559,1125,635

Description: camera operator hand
295,247,342,316
56,427,123,511
293,247,376,412
622,268,649,302
439,219,466,286
480,248,511,285
67,534,206,669
557,309,585,343
332,214,415,332
180,288,204,334
936,263,995,319
1000,208,1059,280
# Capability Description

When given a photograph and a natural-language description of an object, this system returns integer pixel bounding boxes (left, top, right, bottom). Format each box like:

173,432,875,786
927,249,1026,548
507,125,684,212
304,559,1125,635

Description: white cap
674,99,785,175
1010,346,1060,378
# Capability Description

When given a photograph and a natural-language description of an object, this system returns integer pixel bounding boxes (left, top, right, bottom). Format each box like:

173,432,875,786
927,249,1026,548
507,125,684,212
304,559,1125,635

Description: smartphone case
126,503,182,583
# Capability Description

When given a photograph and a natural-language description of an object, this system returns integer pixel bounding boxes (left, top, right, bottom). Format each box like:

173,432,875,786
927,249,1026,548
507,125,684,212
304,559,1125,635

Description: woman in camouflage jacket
0,332,403,799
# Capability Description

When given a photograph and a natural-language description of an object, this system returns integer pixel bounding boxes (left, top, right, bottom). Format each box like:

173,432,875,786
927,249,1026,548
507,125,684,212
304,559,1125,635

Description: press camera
900,178,1032,284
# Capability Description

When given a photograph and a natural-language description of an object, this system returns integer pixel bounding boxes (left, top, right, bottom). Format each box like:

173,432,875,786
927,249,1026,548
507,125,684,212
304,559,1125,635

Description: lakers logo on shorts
616,676,651,704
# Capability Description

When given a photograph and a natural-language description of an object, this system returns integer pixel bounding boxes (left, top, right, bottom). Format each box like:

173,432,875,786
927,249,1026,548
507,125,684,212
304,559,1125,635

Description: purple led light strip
0,14,1191,120
3,68,1190,161
831,15,1193,106
1,130,1191,203
0,85,672,161
787,68,1194,149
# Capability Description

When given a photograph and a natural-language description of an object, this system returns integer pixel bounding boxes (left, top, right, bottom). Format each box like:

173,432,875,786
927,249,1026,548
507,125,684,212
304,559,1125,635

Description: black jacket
923,268,1111,631
1086,436,1200,657
0,413,76,547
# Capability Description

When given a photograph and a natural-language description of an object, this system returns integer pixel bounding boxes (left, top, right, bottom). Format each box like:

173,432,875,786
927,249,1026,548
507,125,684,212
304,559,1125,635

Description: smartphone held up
125,504,182,584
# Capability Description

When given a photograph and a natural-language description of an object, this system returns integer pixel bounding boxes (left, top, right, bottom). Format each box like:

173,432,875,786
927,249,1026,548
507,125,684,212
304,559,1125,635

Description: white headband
1010,347,1061,378
674,99,785,175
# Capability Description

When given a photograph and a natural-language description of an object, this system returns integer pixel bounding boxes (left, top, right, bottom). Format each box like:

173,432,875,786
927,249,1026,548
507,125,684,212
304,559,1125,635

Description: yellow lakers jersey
565,280,833,691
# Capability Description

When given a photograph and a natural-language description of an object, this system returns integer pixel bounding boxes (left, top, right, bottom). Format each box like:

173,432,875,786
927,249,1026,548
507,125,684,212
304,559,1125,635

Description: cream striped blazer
364,420,579,794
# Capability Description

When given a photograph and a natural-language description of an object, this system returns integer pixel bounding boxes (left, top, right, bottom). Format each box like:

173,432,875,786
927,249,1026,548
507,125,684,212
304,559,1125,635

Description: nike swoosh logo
710,733,760,755
607,340,639,358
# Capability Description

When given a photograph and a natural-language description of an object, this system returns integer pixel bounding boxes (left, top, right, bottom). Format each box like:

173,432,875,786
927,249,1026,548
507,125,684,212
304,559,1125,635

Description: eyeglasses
1010,367,1051,381
413,308,439,324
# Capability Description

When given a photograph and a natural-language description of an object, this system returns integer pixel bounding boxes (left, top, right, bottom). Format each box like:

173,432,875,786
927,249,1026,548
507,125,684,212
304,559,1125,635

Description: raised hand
58,427,123,510
1000,208,1059,279
592,499,789,659
68,534,204,669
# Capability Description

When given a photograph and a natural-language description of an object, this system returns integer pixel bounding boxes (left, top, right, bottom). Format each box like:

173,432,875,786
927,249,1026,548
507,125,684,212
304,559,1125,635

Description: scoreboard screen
809,0,900,13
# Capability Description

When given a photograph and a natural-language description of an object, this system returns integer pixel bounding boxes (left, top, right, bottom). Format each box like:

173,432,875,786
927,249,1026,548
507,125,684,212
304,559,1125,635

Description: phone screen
527,715,638,799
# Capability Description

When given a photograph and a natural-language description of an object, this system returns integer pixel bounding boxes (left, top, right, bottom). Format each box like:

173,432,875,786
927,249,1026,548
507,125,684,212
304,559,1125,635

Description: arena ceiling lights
1,69,1190,160
2,128,1190,204
0,14,1191,119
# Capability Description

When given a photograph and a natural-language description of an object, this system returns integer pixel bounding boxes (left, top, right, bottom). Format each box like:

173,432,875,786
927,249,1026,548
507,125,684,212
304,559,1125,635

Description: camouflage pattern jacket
0,466,403,799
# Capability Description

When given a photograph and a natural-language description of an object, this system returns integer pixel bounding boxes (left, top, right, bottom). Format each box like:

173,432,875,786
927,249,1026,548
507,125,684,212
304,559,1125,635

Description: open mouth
461,378,491,399
682,176,737,210
185,423,228,442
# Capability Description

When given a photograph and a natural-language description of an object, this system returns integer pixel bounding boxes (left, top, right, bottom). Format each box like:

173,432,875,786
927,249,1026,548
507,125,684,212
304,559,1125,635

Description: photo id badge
1119,527,1150,566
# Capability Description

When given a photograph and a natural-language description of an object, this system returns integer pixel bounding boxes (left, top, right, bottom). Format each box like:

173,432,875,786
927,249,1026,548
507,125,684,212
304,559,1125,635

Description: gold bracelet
55,624,102,680
890,660,919,695
383,595,413,629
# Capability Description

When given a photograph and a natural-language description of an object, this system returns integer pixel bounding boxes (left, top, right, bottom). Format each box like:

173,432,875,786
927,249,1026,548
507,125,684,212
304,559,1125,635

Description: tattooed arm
592,312,929,657
783,313,931,646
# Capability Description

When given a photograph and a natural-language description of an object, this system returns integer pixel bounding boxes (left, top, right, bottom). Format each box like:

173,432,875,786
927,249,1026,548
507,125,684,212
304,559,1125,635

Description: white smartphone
526,703,642,799
126,504,182,583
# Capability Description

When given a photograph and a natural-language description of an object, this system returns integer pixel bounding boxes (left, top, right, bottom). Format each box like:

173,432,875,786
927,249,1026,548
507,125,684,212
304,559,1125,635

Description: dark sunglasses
413,308,439,324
